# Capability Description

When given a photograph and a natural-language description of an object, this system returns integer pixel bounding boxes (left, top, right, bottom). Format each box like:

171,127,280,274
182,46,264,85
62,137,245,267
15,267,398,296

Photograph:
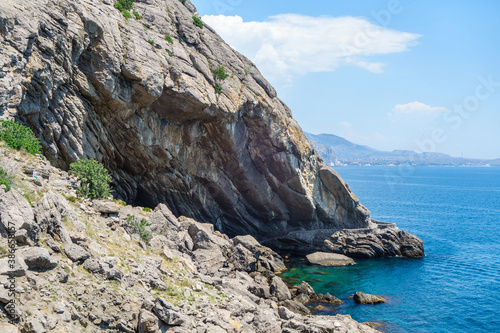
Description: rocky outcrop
0,0,423,257
0,147,378,333
324,221,425,258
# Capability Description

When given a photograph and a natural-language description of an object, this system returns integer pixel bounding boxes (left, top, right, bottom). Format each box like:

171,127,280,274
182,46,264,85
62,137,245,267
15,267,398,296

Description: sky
191,0,500,159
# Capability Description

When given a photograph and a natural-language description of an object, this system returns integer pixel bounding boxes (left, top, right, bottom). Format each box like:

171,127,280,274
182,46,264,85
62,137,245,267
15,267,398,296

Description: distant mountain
306,132,494,166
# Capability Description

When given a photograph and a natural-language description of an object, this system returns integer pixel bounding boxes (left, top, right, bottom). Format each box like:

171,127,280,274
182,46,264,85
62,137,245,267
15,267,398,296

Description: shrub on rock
69,158,112,199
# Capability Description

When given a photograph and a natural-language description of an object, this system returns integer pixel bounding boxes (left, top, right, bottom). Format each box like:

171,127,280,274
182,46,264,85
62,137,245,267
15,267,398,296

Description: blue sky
191,0,500,159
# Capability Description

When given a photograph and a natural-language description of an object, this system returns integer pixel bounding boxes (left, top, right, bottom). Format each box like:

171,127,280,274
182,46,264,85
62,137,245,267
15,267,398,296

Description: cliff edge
0,0,423,257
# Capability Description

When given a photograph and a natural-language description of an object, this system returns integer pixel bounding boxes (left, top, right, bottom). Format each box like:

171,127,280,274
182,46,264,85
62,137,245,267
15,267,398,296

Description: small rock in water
305,252,355,266
353,291,386,304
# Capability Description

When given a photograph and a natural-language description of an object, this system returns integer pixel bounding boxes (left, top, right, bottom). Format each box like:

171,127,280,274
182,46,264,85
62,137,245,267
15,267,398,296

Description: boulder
93,201,120,214
148,204,179,236
297,281,315,296
269,276,291,301
63,244,90,263
231,243,257,272
34,191,75,244
306,252,355,266
353,291,386,305
0,256,27,277
326,222,425,258
0,189,38,242
281,299,311,315
153,297,192,328
18,247,58,270
137,310,159,333
318,292,344,305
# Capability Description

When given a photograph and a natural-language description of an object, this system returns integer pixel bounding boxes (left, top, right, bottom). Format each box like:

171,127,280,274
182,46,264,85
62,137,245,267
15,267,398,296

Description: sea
281,166,500,333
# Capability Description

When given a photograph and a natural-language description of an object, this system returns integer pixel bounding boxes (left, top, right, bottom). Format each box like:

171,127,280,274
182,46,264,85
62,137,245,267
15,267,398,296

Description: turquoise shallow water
281,166,500,333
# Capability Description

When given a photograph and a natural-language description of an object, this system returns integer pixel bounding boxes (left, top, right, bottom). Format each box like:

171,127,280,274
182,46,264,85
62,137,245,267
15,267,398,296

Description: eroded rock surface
0,0,373,245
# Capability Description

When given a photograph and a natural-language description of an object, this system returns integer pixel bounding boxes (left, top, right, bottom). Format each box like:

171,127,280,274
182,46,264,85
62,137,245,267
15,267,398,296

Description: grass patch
148,39,155,46
164,35,173,43
133,11,141,20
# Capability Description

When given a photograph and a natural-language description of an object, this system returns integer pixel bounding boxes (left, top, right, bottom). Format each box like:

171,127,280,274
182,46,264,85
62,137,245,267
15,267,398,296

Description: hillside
306,133,490,166
0,145,378,332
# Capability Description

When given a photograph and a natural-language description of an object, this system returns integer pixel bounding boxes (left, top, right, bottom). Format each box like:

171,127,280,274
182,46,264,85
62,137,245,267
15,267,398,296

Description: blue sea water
281,166,500,333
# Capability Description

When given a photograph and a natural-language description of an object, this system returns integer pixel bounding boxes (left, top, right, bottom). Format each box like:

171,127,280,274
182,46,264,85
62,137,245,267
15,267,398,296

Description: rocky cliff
0,0,423,256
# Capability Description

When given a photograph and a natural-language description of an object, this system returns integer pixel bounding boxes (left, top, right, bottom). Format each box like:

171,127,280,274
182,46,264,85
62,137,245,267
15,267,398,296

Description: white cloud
202,14,421,83
340,121,352,129
390,101,447,117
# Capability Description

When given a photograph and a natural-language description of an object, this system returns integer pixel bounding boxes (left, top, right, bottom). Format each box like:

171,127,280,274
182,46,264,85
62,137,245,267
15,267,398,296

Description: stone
0,323,19,333
93,201,120,214
45,238,61,252
281,300,311,315
297,281,315,296
63,243,90,263
305,252,355,266
53,301,65,314
0,189,38,242
192,248,227,275
83,259,102,273
23,319,46,333
269,276,291,301
293,293,310,304
319,292,343,305
325,222,425,258
0,256,28,277
353,291,386,305
137,310,159,333
18,247,58,270
153,297,192,327
278,306,295,320
0,285,13,304
34,191,75,244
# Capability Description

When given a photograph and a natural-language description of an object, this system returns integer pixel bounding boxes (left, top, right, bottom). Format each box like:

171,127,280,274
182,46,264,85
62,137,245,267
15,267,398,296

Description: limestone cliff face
0,0,421,255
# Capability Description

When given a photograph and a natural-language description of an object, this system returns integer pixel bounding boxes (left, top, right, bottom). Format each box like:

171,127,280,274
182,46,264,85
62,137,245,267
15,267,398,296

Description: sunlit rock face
0,0,423,256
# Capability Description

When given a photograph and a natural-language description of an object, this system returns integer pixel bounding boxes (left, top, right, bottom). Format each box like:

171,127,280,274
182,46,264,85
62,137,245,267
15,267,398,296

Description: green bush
126,214,152,243
0,120,41,155
133,11,141,19
148,39,155,46
114,0,133,11
192,16,203,28
0,167,12,192
213,66,229,80
69,158,112,199
164,35,173,43
122,10,132,19
143,207,151,212
167,51,173,57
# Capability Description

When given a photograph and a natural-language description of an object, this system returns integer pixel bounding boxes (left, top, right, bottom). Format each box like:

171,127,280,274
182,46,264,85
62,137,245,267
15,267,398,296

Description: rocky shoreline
0,147,381,332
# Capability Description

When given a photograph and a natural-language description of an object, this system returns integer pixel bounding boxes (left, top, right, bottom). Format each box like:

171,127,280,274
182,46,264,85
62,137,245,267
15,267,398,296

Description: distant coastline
306,132,500,167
